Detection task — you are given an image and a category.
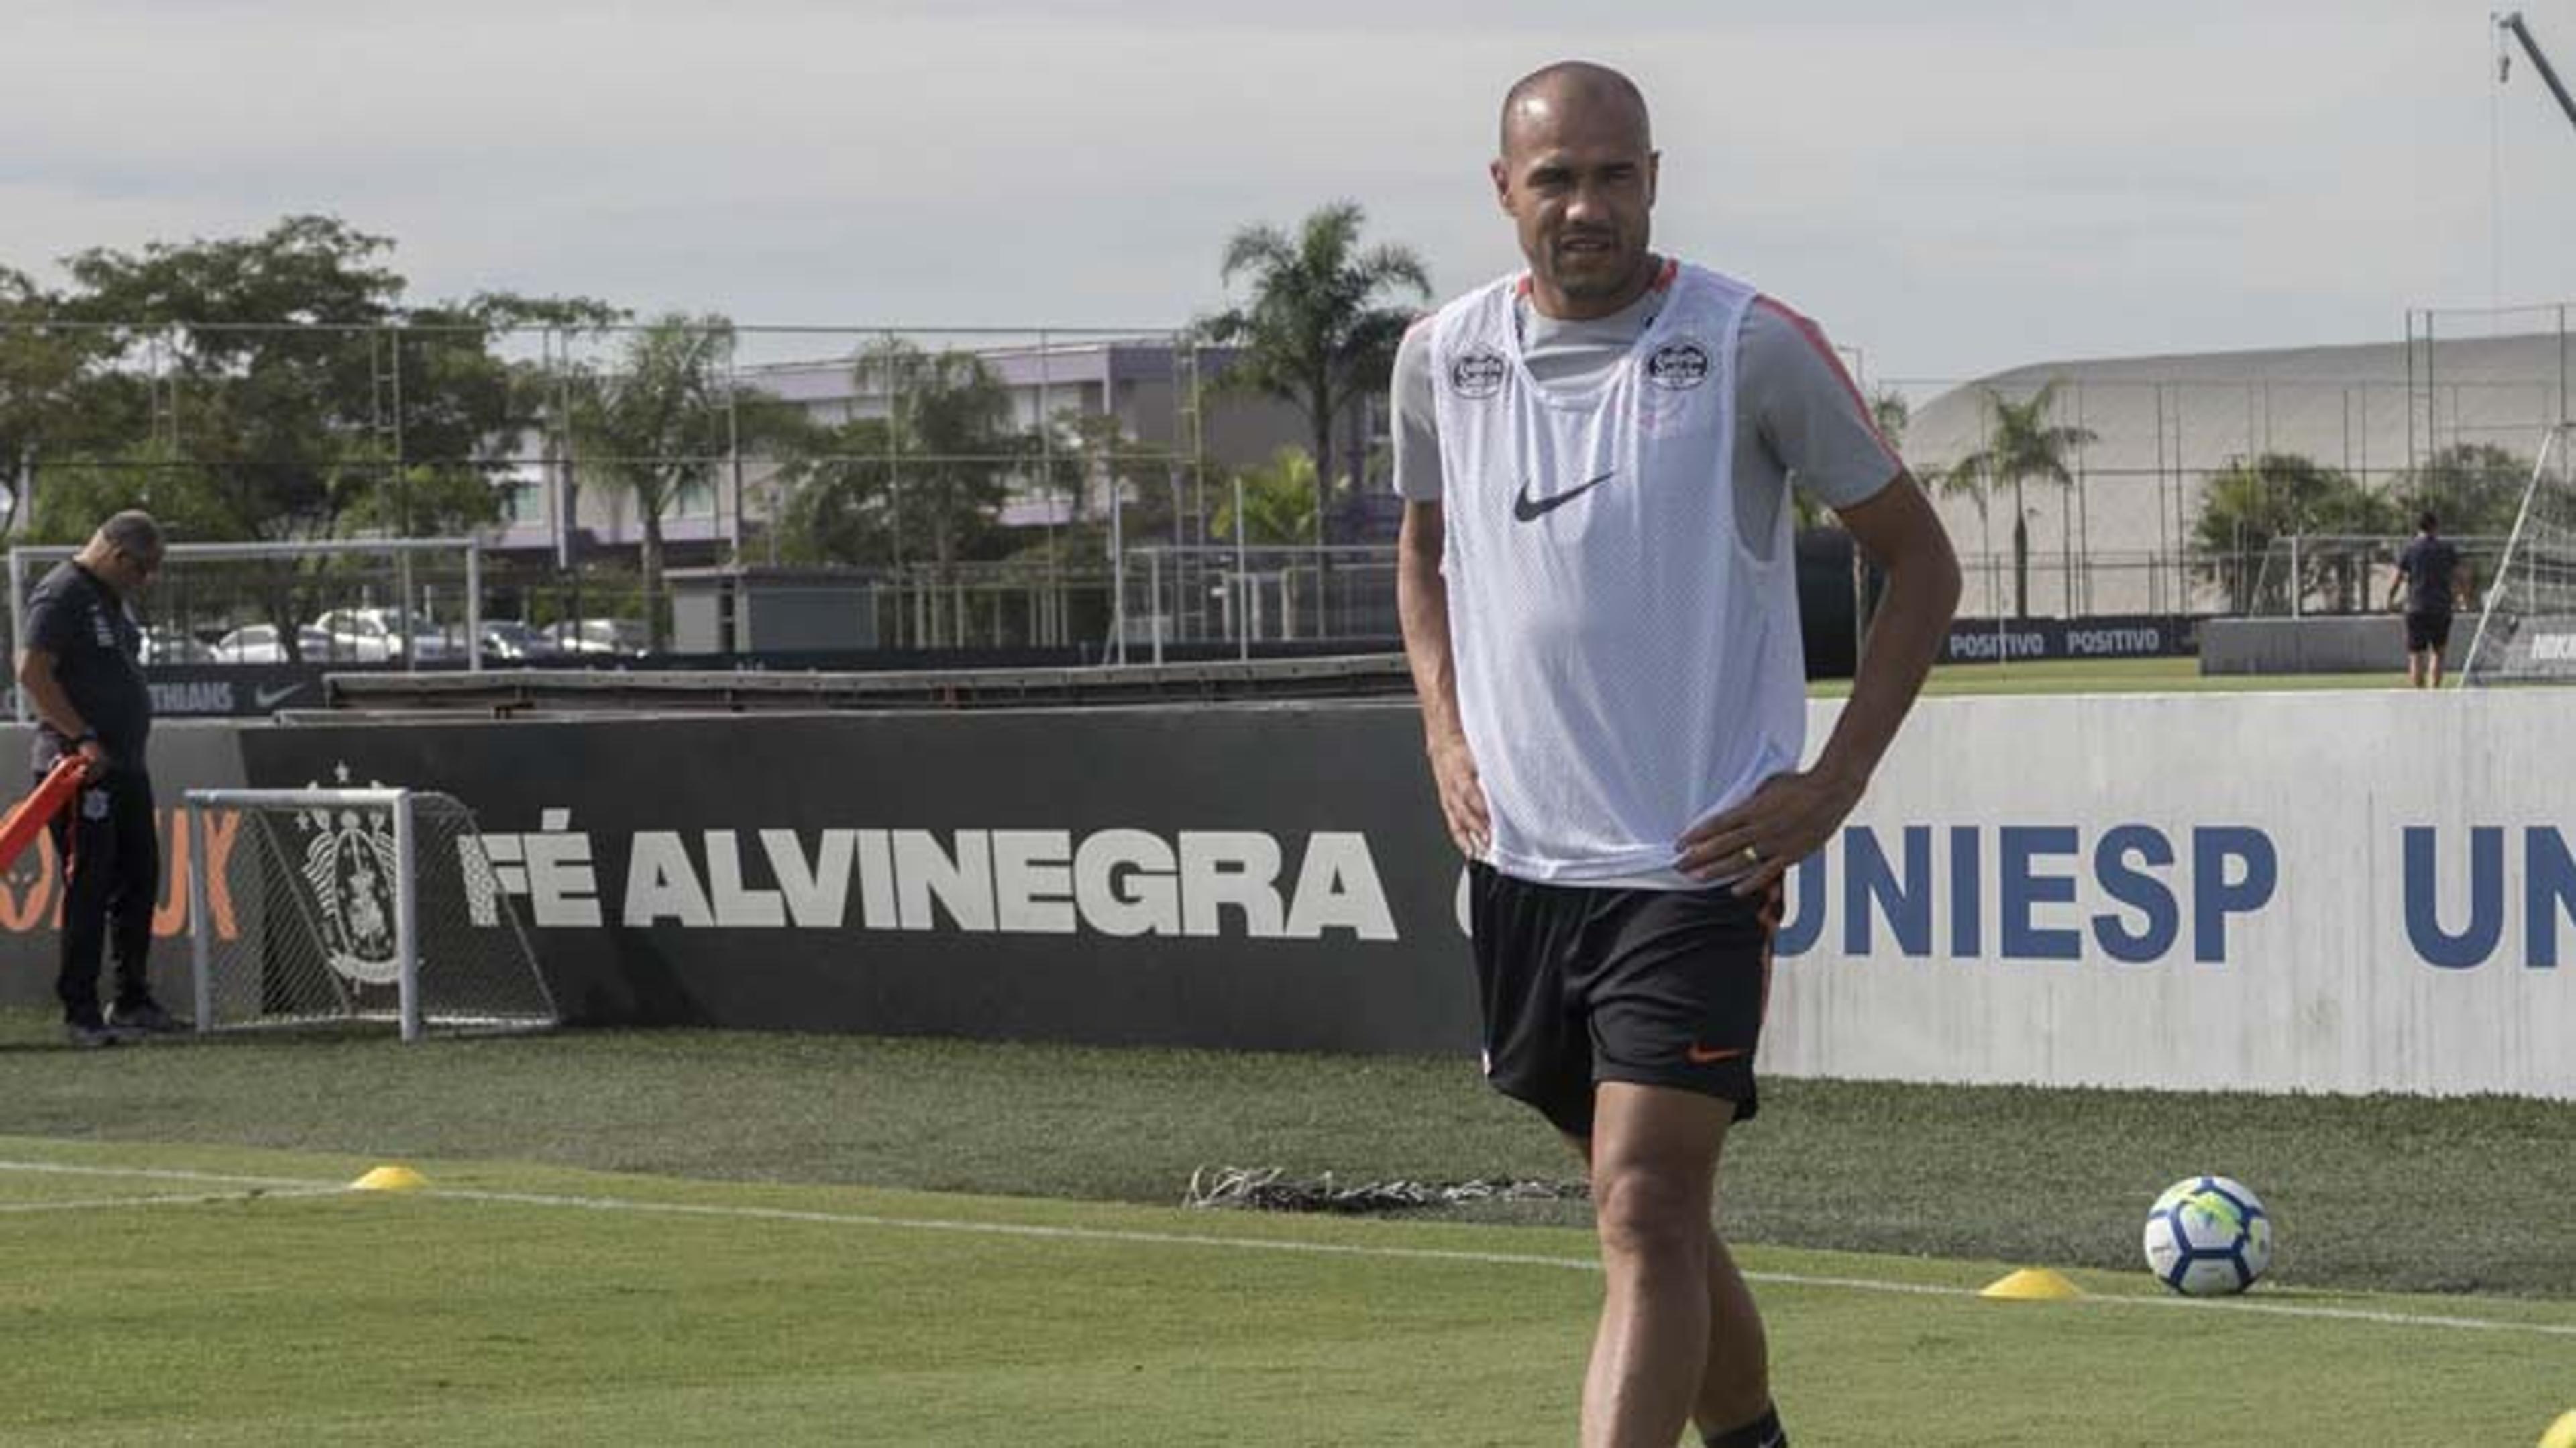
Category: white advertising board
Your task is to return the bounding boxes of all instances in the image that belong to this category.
[1766,691,2576,1098]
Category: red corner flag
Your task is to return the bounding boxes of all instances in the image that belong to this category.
[0,756,89,873]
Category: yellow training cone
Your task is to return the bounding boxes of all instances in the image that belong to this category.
[350,1165,428,1192]
[1980,1268,2083,1301]
[2538,1410,2576,1448]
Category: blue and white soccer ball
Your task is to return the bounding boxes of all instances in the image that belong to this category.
[2141,1175,2275,1296]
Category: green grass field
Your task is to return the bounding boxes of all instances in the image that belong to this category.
[0,644,2548,1444]
[0,1017,2569,1445]
[0,1139,2569,1447]
[1811,655,2399,697]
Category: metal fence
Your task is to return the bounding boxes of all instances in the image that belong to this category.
[13,303,2576,651]
[1879,299,2576,619]
[1113,546,1398,660]
[0,318,1303,652]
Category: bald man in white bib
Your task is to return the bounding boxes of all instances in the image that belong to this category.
[1395,61,1961,1448]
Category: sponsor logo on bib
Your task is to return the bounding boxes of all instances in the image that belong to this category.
[1646,340,1711,391]
[1449,350,1509,399]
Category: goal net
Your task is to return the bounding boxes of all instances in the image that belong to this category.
[183,788,557,1041]
[2461,424,2576,686]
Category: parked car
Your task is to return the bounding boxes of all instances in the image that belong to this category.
[140,629,223,666]
[212,623,333,664]
[543,618,649,658]
[476,619,555,663]
[308,607,460,664]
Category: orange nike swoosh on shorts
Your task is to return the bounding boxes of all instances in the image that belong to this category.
[1686,1043,1747,1065]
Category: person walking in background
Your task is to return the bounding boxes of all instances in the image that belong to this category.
[1393,61,1960,1448]
[2390,511,2473,688]
[13,510,184,1048]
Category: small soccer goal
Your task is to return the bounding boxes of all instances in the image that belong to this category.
[2461,423,2576,686]
[183,788,557,1041]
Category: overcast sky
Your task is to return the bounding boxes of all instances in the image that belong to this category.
[10,0,2576,386]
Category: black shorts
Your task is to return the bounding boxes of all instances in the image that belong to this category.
[1467,862,1780,1139]
[2406,611,2453,654]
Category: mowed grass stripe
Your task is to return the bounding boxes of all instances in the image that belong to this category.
[3,1019,2567,1298]
[0,1155,2569,1447]
[3,1152,2572,1342]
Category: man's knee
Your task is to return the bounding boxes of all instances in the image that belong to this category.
[1591,1162,1713,1263]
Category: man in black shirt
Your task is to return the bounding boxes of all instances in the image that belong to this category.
[14,511,182,1047]
[2389,511,2473,688]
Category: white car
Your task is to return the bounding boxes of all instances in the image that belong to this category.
[212,623,333,664]
[308,607,460,664]
[543,618,649,658]
[140,629,223,666]
[476,620,555,662]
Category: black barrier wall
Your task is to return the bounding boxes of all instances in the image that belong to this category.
[235,709,1481,1053]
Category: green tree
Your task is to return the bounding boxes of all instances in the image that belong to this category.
[2387,443,2530,538]
[44,217,612,655]
[2191,452,2398,613]
[772,422,892,568]
[1212,447,1322,545]
[1038,407,1184,548]
[369,293,622,537]
[58,215,404,541]
[564,314,737,648]
[1941,380,2098,618]
[1868,385,1911,448]
[0,268,129,531]
[772,341,1024,572]
[1201,201,1429,541]
[56,217,616,543]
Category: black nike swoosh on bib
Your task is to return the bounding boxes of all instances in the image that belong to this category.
[1512,471,1615,522]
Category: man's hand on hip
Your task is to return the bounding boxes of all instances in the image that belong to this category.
[1676,766,1866,896]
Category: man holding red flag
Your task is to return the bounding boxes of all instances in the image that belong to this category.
[15,511,183,1048]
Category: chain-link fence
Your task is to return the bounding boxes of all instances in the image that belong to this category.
[15,305,2576,648]
[0,317,1319,654]
[1112,546,1399,659]
[1883,300,2576,620]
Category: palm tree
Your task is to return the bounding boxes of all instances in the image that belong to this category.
[2190,452,2396,613]
[1201,202,1430,542]
[566,314,734,650]
[1213,447,1322,546]
[1942,380,2098,618]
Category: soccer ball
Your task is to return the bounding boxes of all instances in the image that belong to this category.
[2141,1175,2274,1296]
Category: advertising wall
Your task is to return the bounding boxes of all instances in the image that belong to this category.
[0,693,2565,1099]
[0,723,247,1006]
[1763,692,2574,1099]
[1941,615,2194,664]
[234,707,1468,1053]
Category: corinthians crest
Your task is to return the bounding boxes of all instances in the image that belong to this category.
[295,764,405,986]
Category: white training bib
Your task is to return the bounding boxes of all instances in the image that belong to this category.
[1430,263,1805,885]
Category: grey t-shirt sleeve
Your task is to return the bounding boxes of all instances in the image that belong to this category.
[1739,301,1903,512]
[1391,318,1442,503]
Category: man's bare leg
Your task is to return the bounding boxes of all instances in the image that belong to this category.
[1570,1082,1755,1448]
[1693,1233,1774,1437]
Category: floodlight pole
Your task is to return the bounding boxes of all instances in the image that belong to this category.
[2501,12,2576,139]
